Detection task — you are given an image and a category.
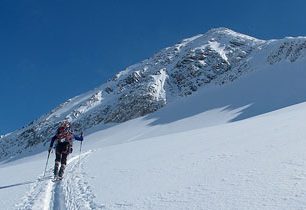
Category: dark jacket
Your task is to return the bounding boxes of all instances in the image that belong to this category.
[49,130,83,153]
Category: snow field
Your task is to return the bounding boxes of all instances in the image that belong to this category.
[84,102,306,210]
[14,150,104,210]
[1,100,306,209]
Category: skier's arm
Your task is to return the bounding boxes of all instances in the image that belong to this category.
[49,135,57,149]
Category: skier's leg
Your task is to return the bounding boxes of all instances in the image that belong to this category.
[59,153,68,178]
[54,151,61,177]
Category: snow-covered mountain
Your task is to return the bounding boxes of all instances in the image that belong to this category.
[1,28,306,161]
[1,28,306,210]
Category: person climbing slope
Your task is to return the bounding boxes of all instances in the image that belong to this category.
[48,121,83,179]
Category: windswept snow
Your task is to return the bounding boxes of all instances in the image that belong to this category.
[208,41,229,62]
[84,101,306,210]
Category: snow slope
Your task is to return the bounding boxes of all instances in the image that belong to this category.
[1,98,306,209]
[85,102,306,210]
[0,58,306,209]
[1,28,306,209]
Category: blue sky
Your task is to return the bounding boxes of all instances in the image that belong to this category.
[1,0,306,134]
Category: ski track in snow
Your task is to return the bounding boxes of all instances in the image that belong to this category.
[15,150,104,210]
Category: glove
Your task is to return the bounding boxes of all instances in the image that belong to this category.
[69,147,73,154]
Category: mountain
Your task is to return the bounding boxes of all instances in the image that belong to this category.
[1,28,306,209]
[1,28,306,161]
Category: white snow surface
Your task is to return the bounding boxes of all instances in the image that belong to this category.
[1,62,306,209]
[2,95,306,209]
[1,28,306,209]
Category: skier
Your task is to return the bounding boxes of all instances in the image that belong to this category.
[48,121,83,179]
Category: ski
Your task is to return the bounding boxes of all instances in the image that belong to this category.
[37,175,52,181]
[52,176,63,182]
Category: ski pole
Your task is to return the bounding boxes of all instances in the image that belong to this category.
[78,140,83,166]
[43,150,51,178]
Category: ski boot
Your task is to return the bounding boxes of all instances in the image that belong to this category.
[58,164,66,180]
[53,161,60,178]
